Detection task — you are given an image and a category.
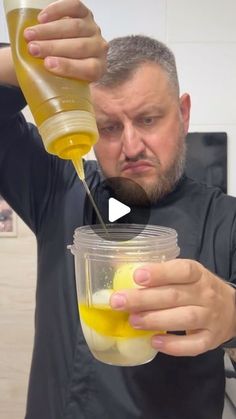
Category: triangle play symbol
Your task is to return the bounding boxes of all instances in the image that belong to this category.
[108,197,131,222]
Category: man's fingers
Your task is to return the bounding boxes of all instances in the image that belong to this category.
[151,330,211,356]
[134,259,204,287]
[129,306,208,332]
[110,283,205,312]
[22,0,108,82]
[27,37,105,60]
[25,18,98,42]
[44,56,106,81]
[38,0,90,22]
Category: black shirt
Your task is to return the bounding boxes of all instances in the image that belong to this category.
[1,85,236,419]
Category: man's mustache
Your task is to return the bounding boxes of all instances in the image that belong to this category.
[120,154,160,165]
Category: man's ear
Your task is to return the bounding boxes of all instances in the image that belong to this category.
[180,93,191,135]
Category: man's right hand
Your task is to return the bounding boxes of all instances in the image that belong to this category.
[0,0,108,87]
[23,0,108,82]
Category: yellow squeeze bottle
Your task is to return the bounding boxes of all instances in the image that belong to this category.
[4,0,98,179]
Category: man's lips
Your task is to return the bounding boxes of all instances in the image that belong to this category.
[121,161,154,173]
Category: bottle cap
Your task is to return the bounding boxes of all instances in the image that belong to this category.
[38,109,99,159]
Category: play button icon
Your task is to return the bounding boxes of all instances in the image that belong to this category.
[84,176,151,240]
[108,198,131,222]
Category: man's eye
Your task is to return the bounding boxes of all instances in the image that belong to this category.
[140,116,156,126]
[99,124,120,135]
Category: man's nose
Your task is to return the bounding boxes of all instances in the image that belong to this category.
[121,124,146,158]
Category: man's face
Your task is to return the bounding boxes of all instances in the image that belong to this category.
[91,63,191,203]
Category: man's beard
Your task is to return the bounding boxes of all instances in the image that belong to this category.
[97,136,186,206]
[136,140,186,204]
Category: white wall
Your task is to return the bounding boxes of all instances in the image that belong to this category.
[0,0,9,42]
[1,1,236,418]
[167,0,236,196]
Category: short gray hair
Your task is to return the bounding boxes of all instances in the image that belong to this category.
[95,35,180,95]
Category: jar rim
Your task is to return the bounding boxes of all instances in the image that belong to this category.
[72,223,178,251]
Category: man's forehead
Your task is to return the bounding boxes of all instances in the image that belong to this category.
[91,85,172,121]
[91,63,172,105]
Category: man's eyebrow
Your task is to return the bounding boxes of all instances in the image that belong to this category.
[135,105,164,114]
[96,114,118,125]
[95,105,165,125]
[96,117,120,126]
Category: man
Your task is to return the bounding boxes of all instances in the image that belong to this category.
[91,35,236,357]
[1,2,236,419]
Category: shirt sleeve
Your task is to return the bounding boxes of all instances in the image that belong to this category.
[0,84,70,235]
[0,84,26,120]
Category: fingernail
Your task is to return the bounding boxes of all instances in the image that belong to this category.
[45,57,59,69]
[38,12,48,23]
[110,293,126,310]
[24,29,36,41]
[134,269,150,285]
[152,336,164,347]
[28,43,40,56]
[129,314,142,328]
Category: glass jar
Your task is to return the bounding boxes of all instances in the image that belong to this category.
[70,224,180,366]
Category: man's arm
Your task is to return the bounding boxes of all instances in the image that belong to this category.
[0,0,108,232]
[0,46,18,86]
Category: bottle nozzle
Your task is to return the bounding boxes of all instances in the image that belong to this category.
[72,157,85,180]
